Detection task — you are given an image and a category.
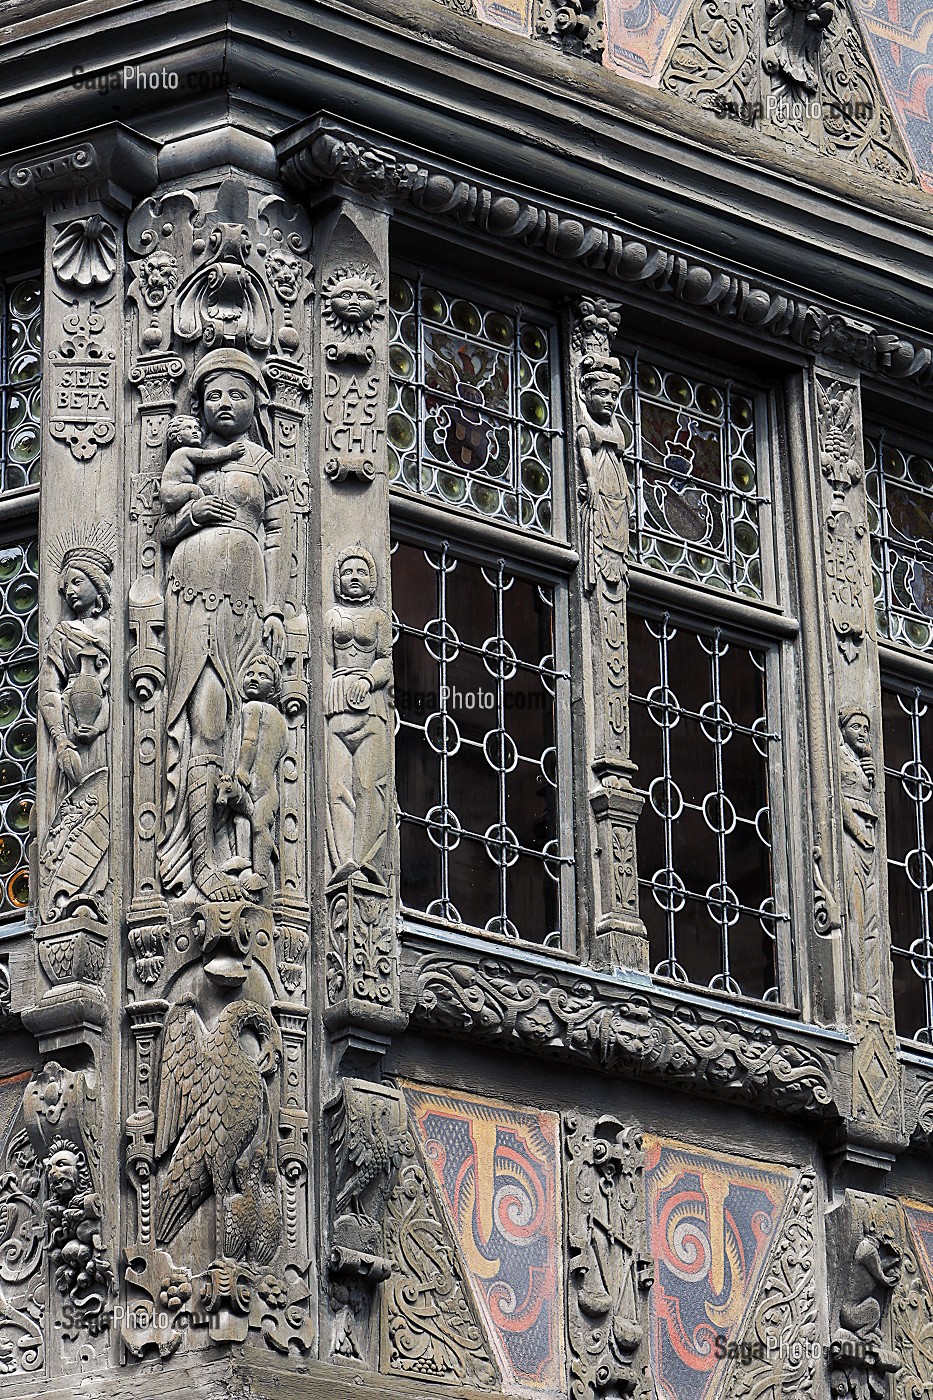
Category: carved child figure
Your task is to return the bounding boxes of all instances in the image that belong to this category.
[159,415,245,512]
[218,654,288,899]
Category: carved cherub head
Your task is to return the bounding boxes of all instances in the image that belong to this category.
[58,547,112,617]
[334,546,377,605]
[166,415,202,451]
[242,652,282,704]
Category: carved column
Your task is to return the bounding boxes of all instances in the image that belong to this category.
[307,191,405,1055]
[4,128,159,1380]
[806,363,903,1166]
[120,164,315,1360]
[568,297,646,971]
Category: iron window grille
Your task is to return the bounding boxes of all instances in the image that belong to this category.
[625,349,793,1006]
[883,681,933,1042]
[391,532,574,950]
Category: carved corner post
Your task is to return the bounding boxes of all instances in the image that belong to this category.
[826,1192,902,1399]
[7,128,159,1377]
[567,297,646,972]
[302,188,405,1062]
[564,1114,652,1399]
[805,363,904,1171]
[119,159,315,1361]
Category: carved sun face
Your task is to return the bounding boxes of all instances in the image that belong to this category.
[323,270,384,339]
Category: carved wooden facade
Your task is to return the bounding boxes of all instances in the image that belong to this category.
[0,0,931,1397]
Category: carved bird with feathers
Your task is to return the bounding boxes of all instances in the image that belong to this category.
[154,997,282,1264]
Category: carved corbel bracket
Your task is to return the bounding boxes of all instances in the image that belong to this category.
[23,1059,114,1333]
[565,1113,652,1399]
[326,1079,411,1363]
[325,875,407,1043]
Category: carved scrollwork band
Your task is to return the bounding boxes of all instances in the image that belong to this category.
[280,117,933,390]
[402,933,844,1116]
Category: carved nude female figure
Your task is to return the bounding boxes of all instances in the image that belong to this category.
[39,546,112,919]
[158,349,289,902]
[324,547,392,883]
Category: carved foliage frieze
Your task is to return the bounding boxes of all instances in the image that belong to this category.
[407,944,839,1115]
[535,0,603,60]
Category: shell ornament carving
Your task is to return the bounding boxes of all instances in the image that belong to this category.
[51,216,117,290]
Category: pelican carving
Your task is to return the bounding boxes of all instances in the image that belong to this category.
[154,997,282,1264]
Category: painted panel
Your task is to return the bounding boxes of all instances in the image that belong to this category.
[603,0,696,86]
[645,1137,794,1400]
[905,1198,933,1290]
[475,0,533,36]
[850,0,933,190]
[404,1083,563,1393]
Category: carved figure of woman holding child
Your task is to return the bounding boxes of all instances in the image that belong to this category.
[158,348,289,903]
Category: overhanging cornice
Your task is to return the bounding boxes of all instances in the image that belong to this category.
[280,114,933,389]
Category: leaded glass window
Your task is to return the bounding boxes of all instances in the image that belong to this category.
[392,536,572,947]
[615,352,768,598]
[0,539,38,917]
[866,433,933,652]
[1,273,41,495]
[629,610,787,1002]
[883,683,933,1041]
[387,274,557,534]
[0,267,41,922]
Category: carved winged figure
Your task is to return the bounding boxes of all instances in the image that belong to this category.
[154,997,282,1264]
